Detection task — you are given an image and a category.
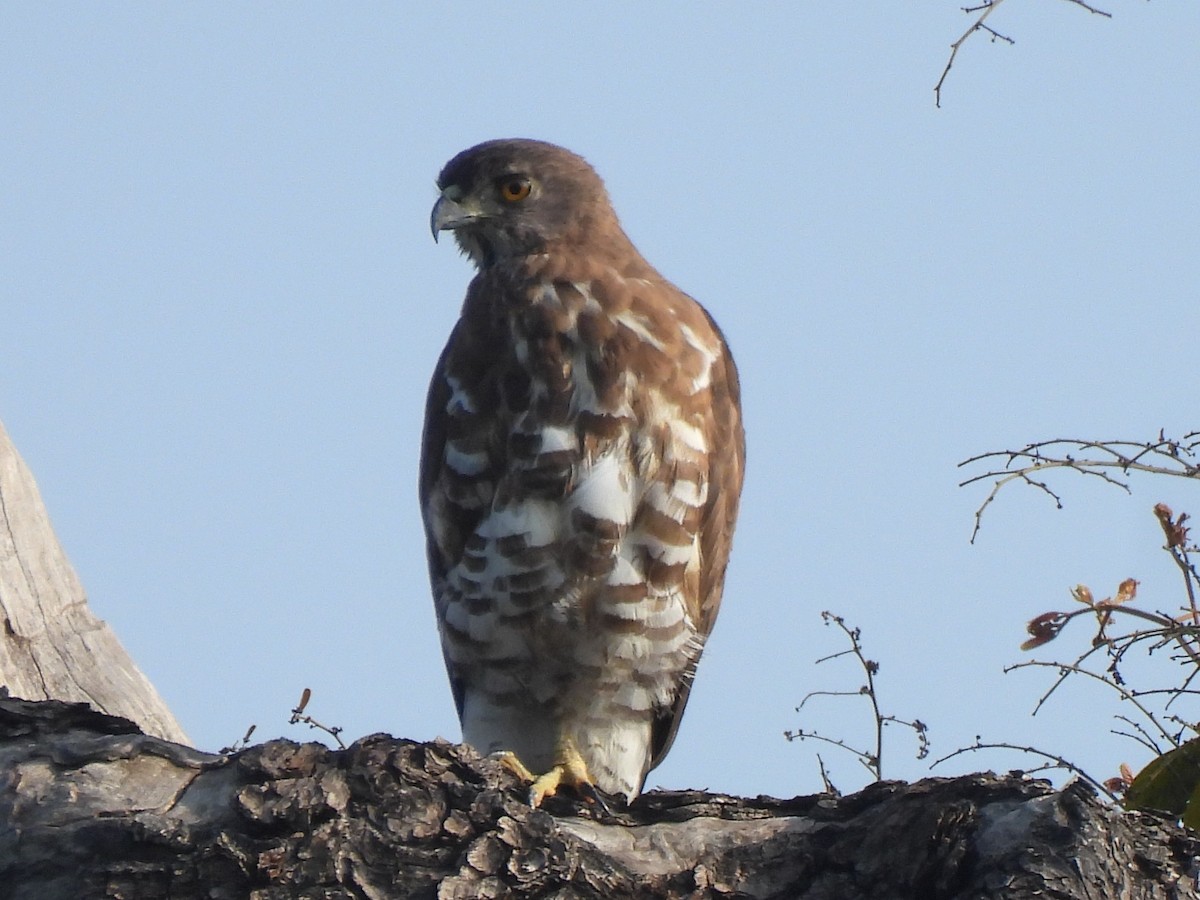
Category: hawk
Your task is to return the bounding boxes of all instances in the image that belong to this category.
[422,139,744,804]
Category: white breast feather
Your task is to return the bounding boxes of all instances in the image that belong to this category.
[606,555,641,587]
[445,375,477,414]
[613,310,667,351]
[668,418,708,455]
[445,445,489,476]
[539,424,578,453]
[570,451,634,527]
[477,500,558,545]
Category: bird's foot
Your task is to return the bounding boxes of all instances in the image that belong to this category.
[494,750,538,783]
[493,741,609,810]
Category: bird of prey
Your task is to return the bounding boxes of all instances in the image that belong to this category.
[422,138,744,805]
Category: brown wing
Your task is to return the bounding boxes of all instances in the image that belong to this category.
[419,292,506,719]
[646,306,745,776]
[418,332,468,718]
[419,336,453,582]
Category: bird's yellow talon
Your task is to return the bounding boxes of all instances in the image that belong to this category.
[493,750,537,783]
[528,767,565,808]
[494,740,598,807]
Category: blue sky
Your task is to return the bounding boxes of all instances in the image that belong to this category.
[2,3,1197,799]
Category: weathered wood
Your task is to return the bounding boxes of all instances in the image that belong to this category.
[1,697,1196,899]
[0,419,187,743]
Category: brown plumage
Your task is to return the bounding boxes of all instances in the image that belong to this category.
[422,138,744,801]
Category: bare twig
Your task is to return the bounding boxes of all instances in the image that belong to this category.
[1007,658,1176,746]
[1112,714,1166,757]
[1062,0,1113,15]
[936,0,1117,108]
[219,723,257,755]
[288,687,347,749]
[783,726,879,777]
[786,612,929,783]
[936,0,1010,109]
[815,754,841,796]
[959,434,1200,542]
[932,737,1118,801]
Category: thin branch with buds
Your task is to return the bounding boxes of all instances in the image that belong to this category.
[958,433,1200,542]
[1007,658,1178,748]
[936,0,1115,108]
[936,0,1012,109]
[786,612,930,786]
[953,430,1200,810]
[289,687,347,749]
[219,723,257,755]
[932,738,1118,801]
[991,515,1200,793]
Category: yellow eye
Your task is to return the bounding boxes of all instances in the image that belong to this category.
[498,176,532,203]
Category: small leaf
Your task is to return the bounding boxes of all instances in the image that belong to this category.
[1126,737,1200,820]
[1070,584,1095,606]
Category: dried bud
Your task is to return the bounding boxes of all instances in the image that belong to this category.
[1022,612,1068,650]
[1070,584,1095,606]
[1154,502,1191,548]
[1113,578,1139,605]
[1103,777,1129,795]
[1103,763,1136,795]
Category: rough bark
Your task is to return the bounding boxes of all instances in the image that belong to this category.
[1,697,1196,900]
[0,419,186,743]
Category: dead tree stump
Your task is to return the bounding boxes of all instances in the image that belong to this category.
[0,419,186,743]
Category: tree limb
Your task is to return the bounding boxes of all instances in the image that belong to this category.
[2,696,1197,898]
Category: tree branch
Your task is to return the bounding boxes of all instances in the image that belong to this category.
[958,433,1200,542]
[936,0,1116,108]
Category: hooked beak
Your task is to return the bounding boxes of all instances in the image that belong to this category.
[430,193,482,242]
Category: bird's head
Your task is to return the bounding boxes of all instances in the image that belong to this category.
[431,139,618,269]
